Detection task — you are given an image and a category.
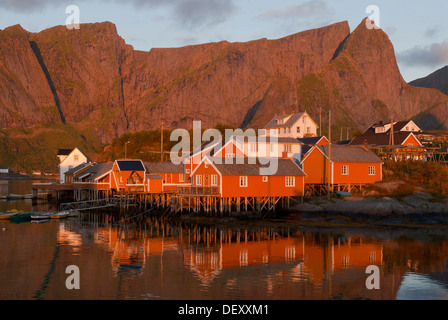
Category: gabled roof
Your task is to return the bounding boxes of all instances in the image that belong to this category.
[200,157,306,177]
[144,162,184,173]
[115,160,145,171]
[307,145,383,163]
[87,163,114,181]
[263,111,318,130]
[65,163,93,175]
[58,147,92,165]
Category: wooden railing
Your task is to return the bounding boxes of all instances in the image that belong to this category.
[177,186,220,196]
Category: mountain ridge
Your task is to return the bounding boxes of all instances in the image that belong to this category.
[1,19,448,170]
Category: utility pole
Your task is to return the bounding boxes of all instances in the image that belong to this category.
[161,121,164,162]
[328,110,332,200]
[125,141,130,159]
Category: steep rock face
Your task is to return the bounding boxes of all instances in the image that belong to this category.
[28,22,132,143]
[250,18,448,132]
[0,25,59,128]
[121,21,351,132]
[409,66,448,95]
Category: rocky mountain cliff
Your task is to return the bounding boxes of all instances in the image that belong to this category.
[1,19,448,170]
[409,66,448,96]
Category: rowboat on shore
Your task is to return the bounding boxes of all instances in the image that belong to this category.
[335,191,352,198]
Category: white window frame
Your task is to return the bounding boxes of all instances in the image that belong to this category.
[341,165,349,175]
[211,174,218,186]
[179,173,185,182]
[285,176,295,187]
[239,176,248,187]
[196,175,203,186]
[368,166,375,176]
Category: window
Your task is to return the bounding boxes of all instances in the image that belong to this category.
[262,176,268,182]
[179,173,185,182]
[285,176,295,187]
[296,127,301,133]
[239,176,248,187]
[196,175,203,186]
[284,144,292,153]
[211,174,218,186]
[368,166,375,175]
[74,154,79,161]
[205,162,208,168]
[341,165,349,175]
[287,127,291,133]
[250,143,257,152]
[186,169,191,174]
[405,126,409,131]
[306,127,311,133]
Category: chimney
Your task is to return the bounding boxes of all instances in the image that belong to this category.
[362,139,369,151]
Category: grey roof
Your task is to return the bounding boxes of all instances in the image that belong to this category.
[211,157,306,176]
[65,163,92,175]
[144,162,184,173]
[87,163,114,181]
[263,113,305,130]
[316,145,383,163]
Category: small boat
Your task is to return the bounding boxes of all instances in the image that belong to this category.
[50,211,70,219]
[6,194,25,200]
[0,210,22,220]
[335,191,352,198]
[10,212,33,222]
[31,212,53,220]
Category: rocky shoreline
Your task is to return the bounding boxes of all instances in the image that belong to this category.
[287,192,448,227]
[180,191,448,228]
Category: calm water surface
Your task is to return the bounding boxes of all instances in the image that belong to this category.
[1,181,448,300]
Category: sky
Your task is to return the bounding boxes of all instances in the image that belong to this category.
[0,0,447,82]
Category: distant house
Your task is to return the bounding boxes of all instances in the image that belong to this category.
[0,167,9,174]
[350,120,423,147]
[263,111,319,139]
[57,148,91,184]
[302,145,383,188]
[190,156,306,198]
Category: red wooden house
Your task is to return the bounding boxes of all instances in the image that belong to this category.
[301,145,383,188]
[190,156,306,198]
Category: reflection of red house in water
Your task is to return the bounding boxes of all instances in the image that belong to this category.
[184,235,383,287]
